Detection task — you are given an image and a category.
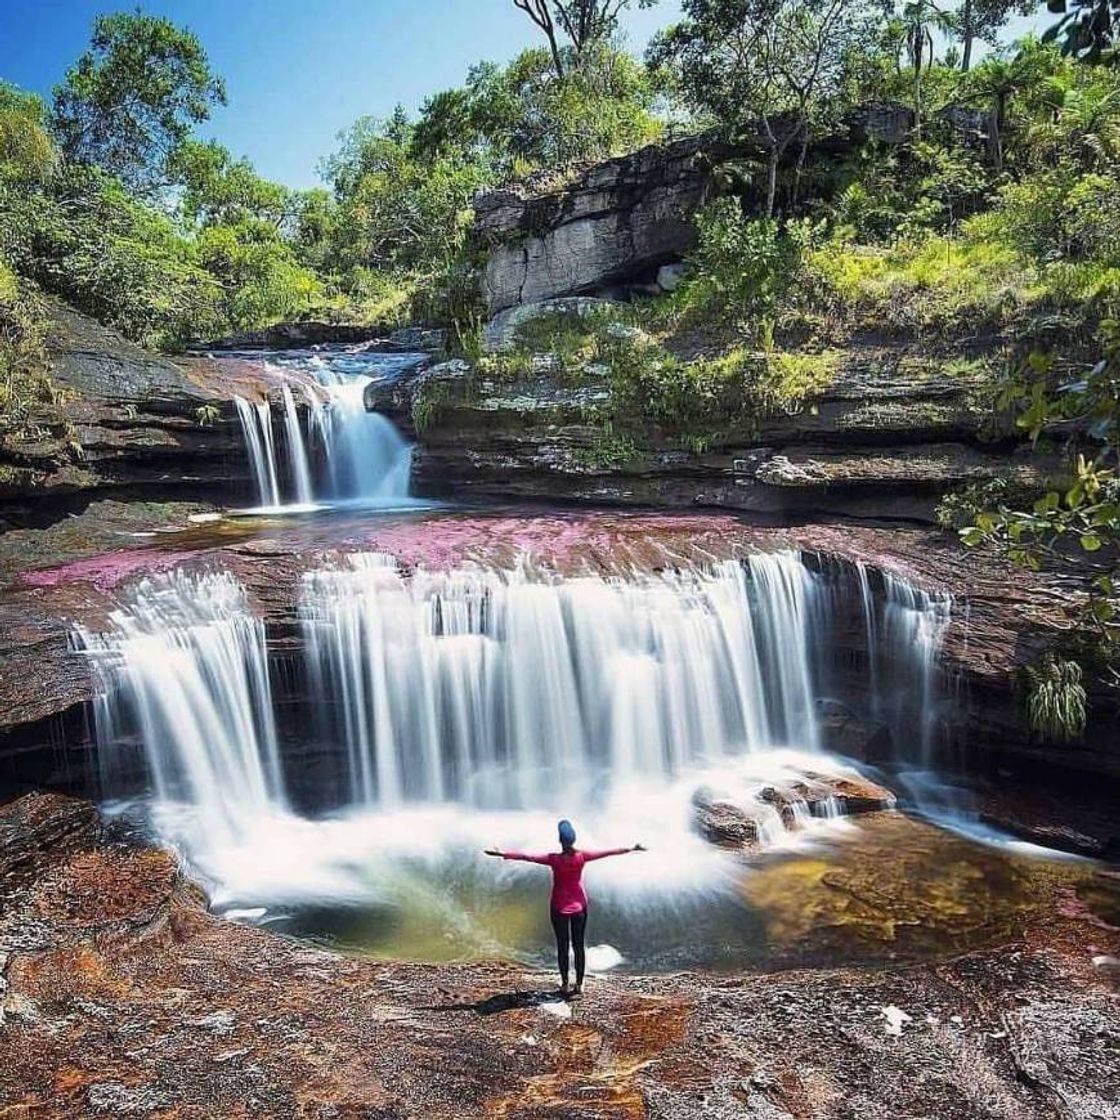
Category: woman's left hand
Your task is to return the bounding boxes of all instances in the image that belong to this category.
[484,848,503,857]
[633,843,646,852]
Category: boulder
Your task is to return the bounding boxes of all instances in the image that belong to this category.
[692,769,896,852]
[482,297,618,353]
[657,263,689,293]
[386,327,446,352]
[474,132,729,314]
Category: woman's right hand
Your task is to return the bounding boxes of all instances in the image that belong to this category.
[632,843,646,852]
[484,848,503,857]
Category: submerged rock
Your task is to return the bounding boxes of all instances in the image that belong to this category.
[692,769,896,851]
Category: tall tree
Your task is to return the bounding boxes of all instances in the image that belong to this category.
[52,12,226,197]
[514,1,660,76]
[897,1,955,138]
[958,0,1036,71]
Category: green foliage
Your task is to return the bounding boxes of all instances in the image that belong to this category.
[0,82,57,185]
[675,201,814,336]
[1025,656,1088,741]
[0,266,63,440]
[52,12,226,197]
[961,324,1120,686]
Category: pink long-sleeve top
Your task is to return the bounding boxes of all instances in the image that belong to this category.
[502,848,632,914]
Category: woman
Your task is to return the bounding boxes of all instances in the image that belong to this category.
[485,819,645,998]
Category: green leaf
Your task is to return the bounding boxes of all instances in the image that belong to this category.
[1034,492,1061,514]
[1080,534,1103,552]
[960,527,984,547]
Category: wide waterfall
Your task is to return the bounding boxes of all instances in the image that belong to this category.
[231,347,424,511]
[299,551,821,811]
[81,550,951,860]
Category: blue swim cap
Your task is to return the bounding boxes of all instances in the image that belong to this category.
[558,819,576,848]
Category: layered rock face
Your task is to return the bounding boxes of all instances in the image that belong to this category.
[472,106,984,314]
[475,132,728,314]
[380,341,1049,524]
[0,303,259,509]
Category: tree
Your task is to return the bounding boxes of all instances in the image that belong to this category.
[52,12,226,197]
[514,1,660,76]
[896,1,956,138]
[651,0,871,217]
[957,0,1035,71]
[169,139,295,230]
[963,41,1055,169]
[0,83,56,185]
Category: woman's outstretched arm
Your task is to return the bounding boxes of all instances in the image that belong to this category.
[484,849,552,864]
[582,844,645,861]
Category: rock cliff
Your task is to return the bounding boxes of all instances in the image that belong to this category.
[472,105,986,314]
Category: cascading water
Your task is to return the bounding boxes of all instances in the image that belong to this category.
[299,553,819,811]
[78,547,957,951]
[76,570,285,848]
[234,396,282,508]
[230,348,424,511]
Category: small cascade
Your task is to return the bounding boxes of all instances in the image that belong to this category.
[746,552,820,751]
[76,571,285,845]
[281,384,314,506]
[305,364,412,502]
[878,573,954,765]
[229,348,423,510]
[234,396,281,508]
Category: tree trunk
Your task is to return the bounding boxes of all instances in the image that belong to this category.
[993,93,1006,173]
[766,149,779,219]
[913,35,923,141]
[962,0,975,71]
[792,121,809,208]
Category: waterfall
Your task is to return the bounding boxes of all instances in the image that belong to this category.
[281,384,314,506]
[234,396,281,508]
[81,550,955,837]
[76,570,285,845]
[305,363,412,502]
[300,553,824,811]
[230,349,421,510]
[746,552,820,752]
[875,573,953,765]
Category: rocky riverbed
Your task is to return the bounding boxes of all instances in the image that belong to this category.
[2,791,1119,1119]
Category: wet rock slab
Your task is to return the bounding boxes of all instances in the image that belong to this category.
[2,792,1119,1118]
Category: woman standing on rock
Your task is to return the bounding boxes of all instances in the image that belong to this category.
[485,819,645,998]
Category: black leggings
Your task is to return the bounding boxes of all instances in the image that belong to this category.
[550,908,588,986]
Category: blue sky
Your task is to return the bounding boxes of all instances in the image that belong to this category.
[0,2,1048,190]
[0,0,683,188]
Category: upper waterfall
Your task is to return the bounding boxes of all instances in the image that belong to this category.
[231,346,425,512]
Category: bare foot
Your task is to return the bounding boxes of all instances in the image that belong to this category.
[571,983,583,998]
[559,983,571,998]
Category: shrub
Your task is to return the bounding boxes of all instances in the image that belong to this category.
[1026,656,1088,742]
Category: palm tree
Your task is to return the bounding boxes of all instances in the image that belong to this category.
[1030,73,1120,171]
[900,0,955,139]
[964,44,1054,171]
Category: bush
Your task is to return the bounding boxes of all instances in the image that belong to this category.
[0,266,64,440]
[1026,656,1088,742]
[679,201,810,335]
